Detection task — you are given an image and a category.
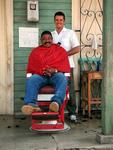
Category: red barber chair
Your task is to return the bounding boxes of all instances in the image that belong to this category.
[31,84,70,132]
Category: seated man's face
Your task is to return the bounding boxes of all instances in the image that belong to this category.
[41,34,53,47]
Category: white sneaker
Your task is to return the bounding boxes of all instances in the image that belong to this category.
[70,114,77,121]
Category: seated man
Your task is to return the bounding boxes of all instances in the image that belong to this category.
[22,31,70,115]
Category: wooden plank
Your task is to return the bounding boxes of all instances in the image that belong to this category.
[0,0,13,114]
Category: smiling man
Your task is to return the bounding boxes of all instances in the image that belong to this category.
[52,11,80,122]
[21,31,70,115]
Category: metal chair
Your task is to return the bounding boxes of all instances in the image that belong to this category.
[31,84,70,132]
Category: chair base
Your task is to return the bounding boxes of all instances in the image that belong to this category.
[31,111,69,132]
[30,122,70,133]
[30,85,69,132]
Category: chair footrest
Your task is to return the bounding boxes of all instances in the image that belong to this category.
[32,112,59,120]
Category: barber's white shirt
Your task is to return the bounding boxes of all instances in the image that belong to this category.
[52,27,79,68]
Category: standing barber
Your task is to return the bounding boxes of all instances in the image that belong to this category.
[52,11,80,121]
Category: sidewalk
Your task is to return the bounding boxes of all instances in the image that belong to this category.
[0,114,113,150]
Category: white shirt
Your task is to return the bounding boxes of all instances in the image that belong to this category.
[52,27,79,68]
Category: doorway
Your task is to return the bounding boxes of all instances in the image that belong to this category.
[72,0,103,113]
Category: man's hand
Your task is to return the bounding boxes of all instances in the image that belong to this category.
[43,67,57,76]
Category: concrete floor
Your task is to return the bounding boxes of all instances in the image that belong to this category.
[0,113,113,150]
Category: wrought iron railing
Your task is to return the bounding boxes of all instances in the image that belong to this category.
[80,0,103,63]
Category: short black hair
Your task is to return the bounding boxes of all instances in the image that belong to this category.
[54,11,65,20]
[41,31,52,38]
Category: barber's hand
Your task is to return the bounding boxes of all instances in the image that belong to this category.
[43,67,57,76]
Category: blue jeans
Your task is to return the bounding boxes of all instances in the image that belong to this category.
[24,73,67,106]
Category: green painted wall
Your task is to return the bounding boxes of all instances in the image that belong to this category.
[14,0,72,112]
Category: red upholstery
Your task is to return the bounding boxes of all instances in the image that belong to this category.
[39,86,55,94]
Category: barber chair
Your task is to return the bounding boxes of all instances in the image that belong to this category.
[31,84,70,132]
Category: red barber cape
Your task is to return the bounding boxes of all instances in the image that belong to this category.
[27,44,70,75]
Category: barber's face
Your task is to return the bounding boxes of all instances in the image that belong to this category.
[54,15,65,30]
[41,34,53,47]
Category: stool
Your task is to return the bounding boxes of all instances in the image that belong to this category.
[81,71,103,117]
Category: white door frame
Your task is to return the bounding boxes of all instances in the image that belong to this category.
[72,0,80,30]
